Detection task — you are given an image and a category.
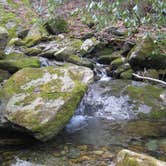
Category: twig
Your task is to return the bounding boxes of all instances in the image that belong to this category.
[132,73,166,86]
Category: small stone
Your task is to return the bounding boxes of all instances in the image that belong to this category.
[93,150,104,155]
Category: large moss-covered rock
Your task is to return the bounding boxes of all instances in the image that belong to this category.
[116,149,166,166]
[128,36,166,70]
[0,52,41,73]
[0,64,94,141]
[0,27,9,50]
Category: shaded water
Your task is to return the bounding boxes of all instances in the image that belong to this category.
[0,59,166,165]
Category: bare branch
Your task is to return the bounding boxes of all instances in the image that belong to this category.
[132,73,166,86]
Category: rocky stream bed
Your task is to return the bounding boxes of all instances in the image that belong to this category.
[0,1,166,165]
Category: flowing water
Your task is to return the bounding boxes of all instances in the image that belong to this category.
[0,58,166,166]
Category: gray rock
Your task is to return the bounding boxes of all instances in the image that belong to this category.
[0,64,94,141]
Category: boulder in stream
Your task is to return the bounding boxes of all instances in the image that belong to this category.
[0,64,94,141]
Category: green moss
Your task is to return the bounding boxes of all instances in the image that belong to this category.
[127,85,163,105]
[33,83,87,141]
[1,67,44,99]
[0,57,41,73]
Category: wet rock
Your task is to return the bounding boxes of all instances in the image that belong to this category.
[0,64,94,141]
[12,158,44,166]
[44,17,68,35]
[128,36,166,70]
[116,149,166,166]
[0,52,40,73]
[0,27,9,50]
[24,24,48,47]
[0,69,10,82]
[82,79,166,122]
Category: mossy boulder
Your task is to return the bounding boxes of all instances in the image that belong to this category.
[0,64,94,141]
[128,36,166,70]
[0,69,10,82]
[24,24,48,47]
[44,17,68,35]
[0,27,9,50]
[117,149,166,166]
[0,52,41,73]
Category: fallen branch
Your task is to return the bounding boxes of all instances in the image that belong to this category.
[132,73,166,86]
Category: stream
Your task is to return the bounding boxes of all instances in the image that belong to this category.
[0,58,166,166]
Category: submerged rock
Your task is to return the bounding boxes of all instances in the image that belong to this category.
[0,52,40,73]
[82,79,166,122]
[116,149,166,166]
[0,64,94,141]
